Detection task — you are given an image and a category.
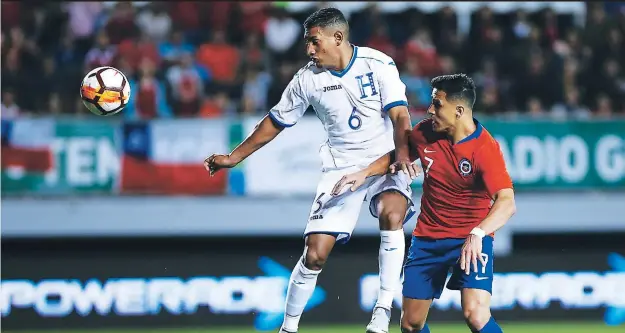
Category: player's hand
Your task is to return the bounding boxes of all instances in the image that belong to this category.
[204,154,238,176]
[331,170,367,196]
[389,160,421,180]
[459,234,487,275]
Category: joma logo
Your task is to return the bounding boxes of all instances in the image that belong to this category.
[323,85,342,92]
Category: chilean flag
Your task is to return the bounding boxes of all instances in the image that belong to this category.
[120,121,227,195]
[1,119,54,175]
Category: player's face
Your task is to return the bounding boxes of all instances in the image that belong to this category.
[427,89,457,133]
[304,27,339,69]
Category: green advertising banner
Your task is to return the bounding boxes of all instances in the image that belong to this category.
[485,120,625,190]
[1,119,119,195]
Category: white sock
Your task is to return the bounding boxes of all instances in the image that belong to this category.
[282,257,321,332]
[376,229,405,310]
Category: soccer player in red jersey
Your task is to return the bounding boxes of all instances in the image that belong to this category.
[333,74,516,333]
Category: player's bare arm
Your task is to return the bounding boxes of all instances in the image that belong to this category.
[460,188,516,275]
[331,150,421,196]
[387,105,416,179]
[204,115,284,176]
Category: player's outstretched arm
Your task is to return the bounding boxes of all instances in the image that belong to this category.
[204,115,284,176]
[331,151,393,196]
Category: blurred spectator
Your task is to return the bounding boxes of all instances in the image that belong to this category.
[594,94,614,118]
[169,2,201,41]
[551,87,591,119]
[200,91,237,118]
[267,63,297,108]
[241,64,272,114]
[117,33,161,72]
[159,30,195,67]
[136,3,171,43]
[104,2,140,45]
[366,25,398,61]
[166,52,204,117]
[48,93,63,116]
[265,7,301,65]
[32,56,63,113]
[65,2,103,56]
[240,33,270,71]
[400,59,431,109]
[126,58,172,120]
[477,86,502,116]
[237,2,270,37]
[1,90,21,119]
[1,2,21,31]
[404,29,440,76]
[84,31,116,71]
[527,96,546,118]
[196,30,240,93]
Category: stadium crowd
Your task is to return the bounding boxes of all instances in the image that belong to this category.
[1,1,624,120]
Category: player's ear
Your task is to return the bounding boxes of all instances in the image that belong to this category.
[334,31,343,46]
[455,105,465,119]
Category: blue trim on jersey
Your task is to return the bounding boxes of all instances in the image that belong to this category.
[456,118,483,145]
[267,111,295,128]
[383,100,408,113]
[330,46,358,78]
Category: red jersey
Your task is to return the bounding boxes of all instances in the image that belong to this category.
[409,118,513,239]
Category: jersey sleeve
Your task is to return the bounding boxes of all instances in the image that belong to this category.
[268,73,310,127]
[478,141,514,198]
[377,60,408,113]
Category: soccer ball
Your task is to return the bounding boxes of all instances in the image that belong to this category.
[80,66,131,116]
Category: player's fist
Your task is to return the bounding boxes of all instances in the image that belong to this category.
[204,154,237,176]
[389,160,421,180]
[331,170,367,196]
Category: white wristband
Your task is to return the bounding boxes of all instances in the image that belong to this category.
[470,227,486,238]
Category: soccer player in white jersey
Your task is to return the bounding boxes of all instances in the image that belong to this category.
[205,8,420,333]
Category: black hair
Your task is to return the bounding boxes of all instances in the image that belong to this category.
[304,7,349,37]
[431,73,476,108]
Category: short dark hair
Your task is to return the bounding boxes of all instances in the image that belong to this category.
[304,7,349,36]
[431,74,476,108]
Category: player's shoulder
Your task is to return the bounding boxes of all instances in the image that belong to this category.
[476,124,501,149]
[356,46,396,66]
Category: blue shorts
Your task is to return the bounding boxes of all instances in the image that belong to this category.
[403,235,494,300]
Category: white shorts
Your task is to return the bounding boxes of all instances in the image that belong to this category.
[303,167,414,244]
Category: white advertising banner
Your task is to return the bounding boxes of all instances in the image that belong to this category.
[243,116,328,196]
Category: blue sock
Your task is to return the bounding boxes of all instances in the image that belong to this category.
[474,317,502,333]
[419,324,430,333]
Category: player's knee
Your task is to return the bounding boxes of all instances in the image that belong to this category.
[400,313,426,333]
[377,192,408,231]
[303,248,328,270]
[463,299,491,330]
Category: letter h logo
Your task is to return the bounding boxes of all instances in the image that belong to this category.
[355,72,377,99]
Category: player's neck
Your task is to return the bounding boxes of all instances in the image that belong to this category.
[449,117,477,145]
[335,44,354,72]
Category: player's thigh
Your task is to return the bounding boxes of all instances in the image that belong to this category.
[461,288,492,329]
[367,172,414,229]
[401,297,432,330]
[447,236,494,294]
[304,168,370,244]
[403,236,451,301]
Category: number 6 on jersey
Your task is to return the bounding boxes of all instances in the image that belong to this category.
[348,106,362,130]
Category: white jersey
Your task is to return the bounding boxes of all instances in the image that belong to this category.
[268,46,408,171]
